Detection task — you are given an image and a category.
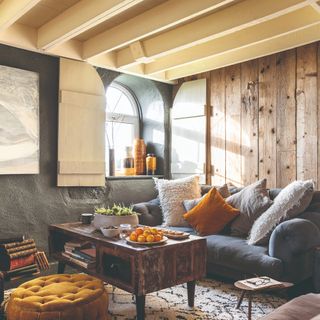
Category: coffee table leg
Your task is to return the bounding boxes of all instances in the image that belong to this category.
[136,294,145,320]
[248,293,252,320]
[187,280,196,307]
[0,272,4,305]
[236,290,245,309]
[57,261,66,274]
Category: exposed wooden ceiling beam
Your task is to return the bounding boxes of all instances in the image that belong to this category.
[38,0,143,50]
[116,0,314,68]
[88,53,176,84]
[144,6,320,74]
[82,0,235,59]
[310,0,320,13]
[165,23,320,80]
[0,0,41,31]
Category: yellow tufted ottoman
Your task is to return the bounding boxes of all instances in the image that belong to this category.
[6,274,108,320]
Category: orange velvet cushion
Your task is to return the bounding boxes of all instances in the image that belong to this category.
[183,187,240,236]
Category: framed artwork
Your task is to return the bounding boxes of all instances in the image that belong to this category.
[0,65,39,174]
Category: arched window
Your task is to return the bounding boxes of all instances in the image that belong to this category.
[105,82,140,176]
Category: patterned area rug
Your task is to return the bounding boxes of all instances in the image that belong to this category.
[2,278,286,320]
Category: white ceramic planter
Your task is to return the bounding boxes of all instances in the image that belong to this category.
[92,213,139,229]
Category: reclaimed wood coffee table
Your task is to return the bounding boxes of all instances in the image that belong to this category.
[48,222,207,320]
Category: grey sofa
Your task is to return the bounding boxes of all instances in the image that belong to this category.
[133,186,320,291]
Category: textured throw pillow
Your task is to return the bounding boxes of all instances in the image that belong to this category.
[183,184,230,212]
[227,179,273,237]
[183,187,240,236]
[248,180,314,245]
[154,175,201,227]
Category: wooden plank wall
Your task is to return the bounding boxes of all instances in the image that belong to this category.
[174,41,320,188]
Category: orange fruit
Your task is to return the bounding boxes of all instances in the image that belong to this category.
[146,234,155,242]
[150,228,158,234]
[137,235,146,242]
[129,232,137,242]
[154,234,161,242]
[136,227,144,236]
[143,230,151,237]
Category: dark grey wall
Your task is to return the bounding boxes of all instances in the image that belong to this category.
[0,44,172,251]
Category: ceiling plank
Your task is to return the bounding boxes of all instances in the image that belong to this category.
[116,0,314,68]
[0,0,41,31]
[144,6,320,74]
[82,0,235,59]
[38,0,143,50]
[165,23,320,80]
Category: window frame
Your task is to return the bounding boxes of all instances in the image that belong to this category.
[106,82,141,141]
[105,82,141,176]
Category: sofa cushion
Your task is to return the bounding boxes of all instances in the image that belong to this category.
[133,198,162,226]
[206,235,283,279]
[154,175,201,227]
[183,188,239,236]
[227,179,273,237]
[248,180,314,245]
[183,184,230,212]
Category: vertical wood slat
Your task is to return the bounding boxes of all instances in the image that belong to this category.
[204,72,212,185]
[258,55,277,188]
[296,43,318,185]
[211,68,226,186]
[276,49,297,188]
[225,64,242,186]
[240,60,259,186]
[318,43,320,188]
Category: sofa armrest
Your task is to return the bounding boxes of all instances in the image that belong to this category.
[132,198,162,226]
[269,218,320,262]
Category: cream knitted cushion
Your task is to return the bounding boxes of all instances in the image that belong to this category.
[248,180,314,245]
[154,175,201,227]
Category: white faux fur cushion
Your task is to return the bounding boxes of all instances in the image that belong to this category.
[154,175,201,227]
[248,180,314,245]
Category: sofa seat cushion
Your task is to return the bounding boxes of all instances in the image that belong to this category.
[206,235,283,279]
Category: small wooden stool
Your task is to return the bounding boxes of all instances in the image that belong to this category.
[234,279,293,320]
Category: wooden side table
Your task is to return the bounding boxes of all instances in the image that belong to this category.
[234,279,293,320]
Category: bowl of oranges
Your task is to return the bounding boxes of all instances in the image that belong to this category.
[126,226,167,245]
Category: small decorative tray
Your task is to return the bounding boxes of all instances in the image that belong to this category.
[156,229,190,240]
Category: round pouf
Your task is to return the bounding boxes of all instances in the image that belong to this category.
[6,274,108,320]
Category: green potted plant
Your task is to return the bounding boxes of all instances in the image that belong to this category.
[92,204,139,229]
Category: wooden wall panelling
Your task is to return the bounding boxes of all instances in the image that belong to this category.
[296,43,318,185]
[240,60,259,186]
[258,55,277,188]
[275,49,297,188]
[210,68,226,186]
[225,64,242,186]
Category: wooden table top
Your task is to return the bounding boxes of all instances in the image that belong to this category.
[234,279,293,292]
[49,222,205,252]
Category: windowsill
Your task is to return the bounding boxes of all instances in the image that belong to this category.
[106,175,163,181]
